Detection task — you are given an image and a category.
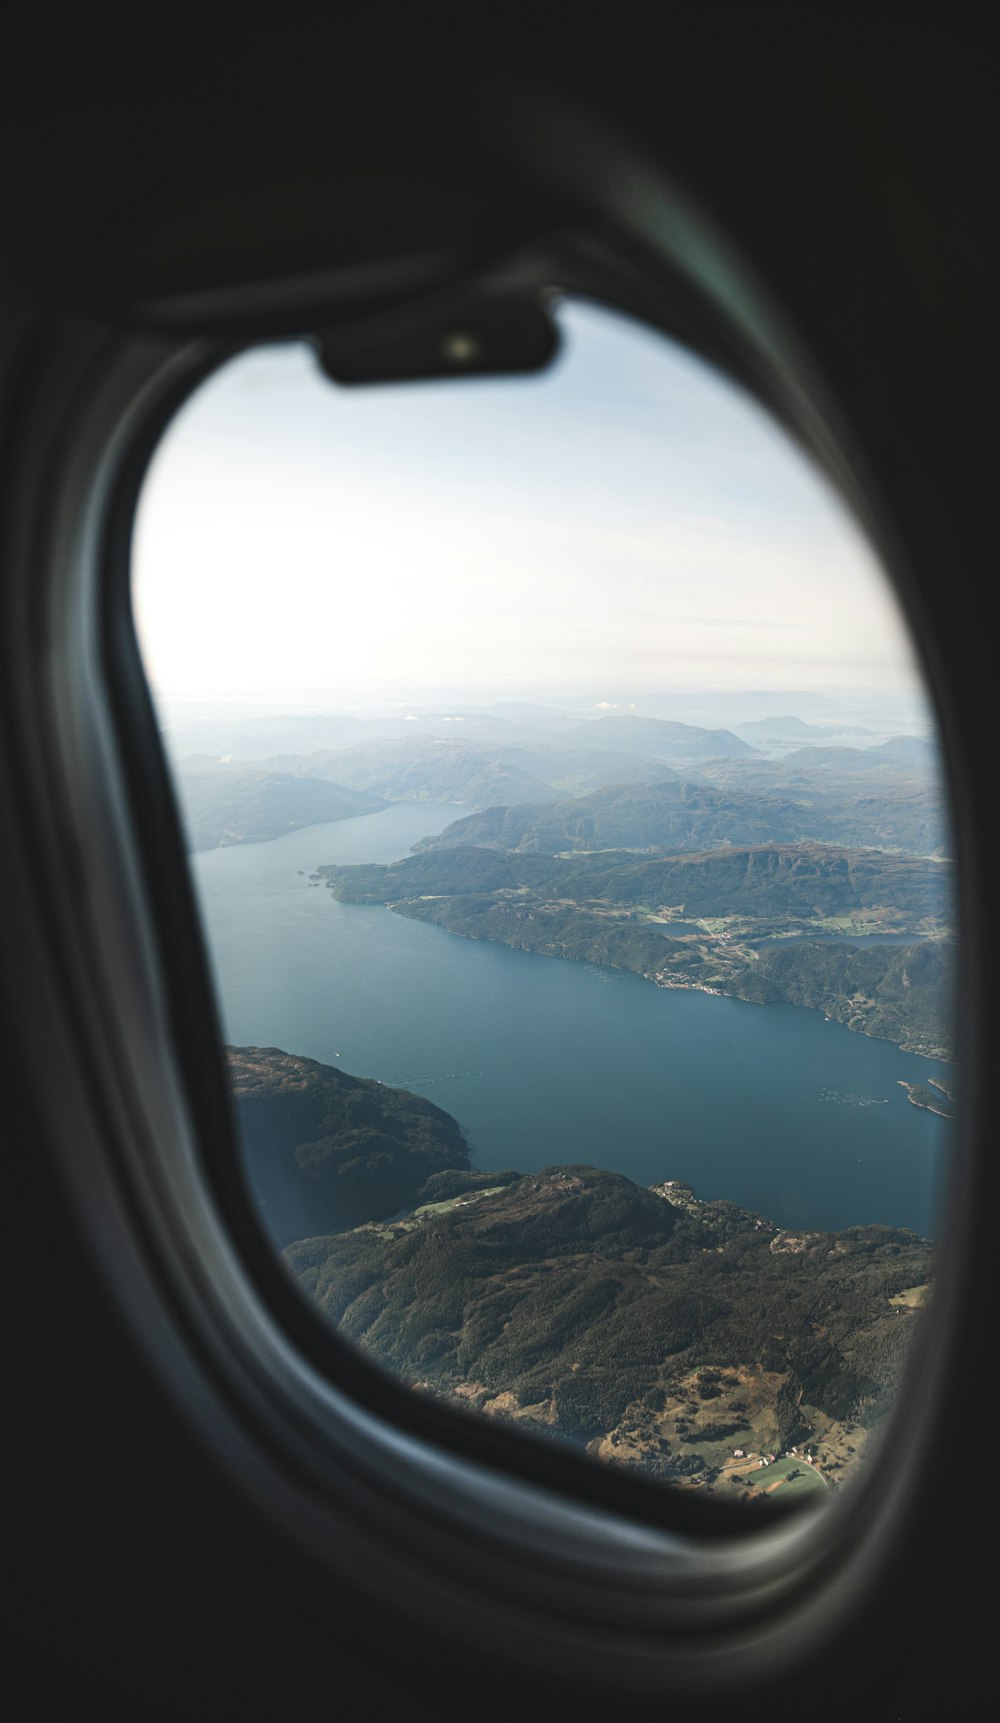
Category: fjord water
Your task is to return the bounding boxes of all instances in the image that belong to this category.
[191,803,949,1238]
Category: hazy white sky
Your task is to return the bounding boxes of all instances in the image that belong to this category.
[132,300,921,707]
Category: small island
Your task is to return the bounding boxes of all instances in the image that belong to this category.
[897,1080,955,1119]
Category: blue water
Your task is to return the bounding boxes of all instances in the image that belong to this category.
[191,803,951,1238]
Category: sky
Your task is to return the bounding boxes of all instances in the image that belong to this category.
[132,299,924,712]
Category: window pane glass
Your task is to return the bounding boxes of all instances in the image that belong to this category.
[133,301,954,1505]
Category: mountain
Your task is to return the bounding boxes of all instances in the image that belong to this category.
[733,715,828,739]
[565,715,756,761]
[693,733,931,789]
[173,758,387,850]
[228,1047,470,1245]
[690,741,948,856]
[780,736,937,771]
[411,780,802,855]
[287,1163,933,1498]
[734,938,954,1056]
[472,743,682,796]
[263,737,685,803]
[413,771,948,859]
[323,840,947,923]
[695,735,938,790]
[262,738,562,806]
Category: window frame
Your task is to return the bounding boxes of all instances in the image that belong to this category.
[0,206,979,1700]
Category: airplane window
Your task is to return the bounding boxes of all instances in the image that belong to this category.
[131,298,955,1509]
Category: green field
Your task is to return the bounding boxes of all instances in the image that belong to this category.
[754,1457,829,1498]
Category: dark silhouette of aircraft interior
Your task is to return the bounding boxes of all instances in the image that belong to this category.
[1,17,994,1720]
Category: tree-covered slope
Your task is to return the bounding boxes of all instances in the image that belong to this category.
[287,1167,933,1495]
[412,780,801,855]
[412,776,947,859]
[734,939,955,1056]
[227,1047,470,1245]
[322,841,948,922]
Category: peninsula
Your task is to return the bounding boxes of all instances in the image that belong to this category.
[320,840,955,1059]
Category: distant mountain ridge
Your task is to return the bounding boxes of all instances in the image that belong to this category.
[734,715,827,737]
[412,780,802,855]
[694,734,938,790]
[412,774,948,859]
[262,737,562,807]
[174,759,386,851]
[564,714,756,761]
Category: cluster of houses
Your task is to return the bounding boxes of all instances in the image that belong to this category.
[731,1444,819,1470]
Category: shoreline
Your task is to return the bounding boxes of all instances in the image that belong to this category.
[355,889,956,1067]
[896,1080,954,1119]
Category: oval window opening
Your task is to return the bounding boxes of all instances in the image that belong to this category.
[132,298,955,1509]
